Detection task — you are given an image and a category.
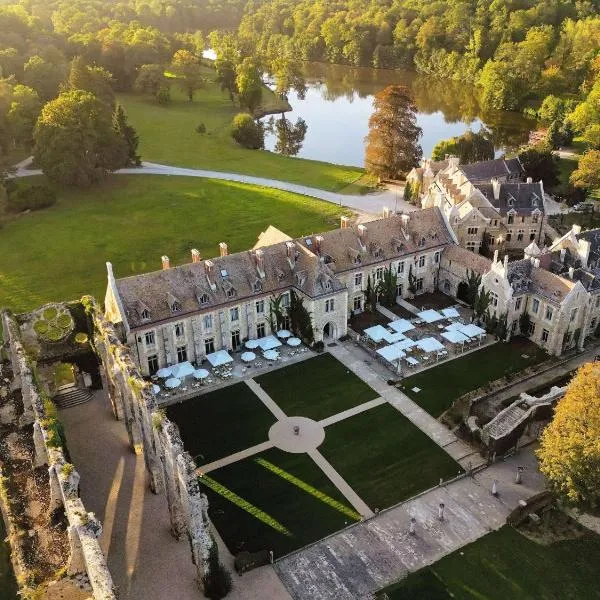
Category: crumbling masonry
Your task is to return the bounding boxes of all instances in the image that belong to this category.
[84,297,215,582]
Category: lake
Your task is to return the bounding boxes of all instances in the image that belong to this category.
[261,62,534,167]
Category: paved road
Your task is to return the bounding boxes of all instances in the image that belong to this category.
[15,158,413,216]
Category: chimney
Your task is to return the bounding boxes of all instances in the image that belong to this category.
[219,242,228,257]
[569,267,575,279]
[493,249,499,263]
[503,254,509,271]
[526,177,533,184]
[285,241,295,258]
[340,215,349,229]
[401,214,410,227]
[161,255,170,270]
[254,249,265,277]
[357,224,367,239]
[572,225,582,235]
[383,206,390,218]
[205,259,214,275]
[315,235,324,253]
[560,248,566,263]
[191,249,201,263]
[534,258,540,268]
[448,155,460,169]
[491,177,501,201]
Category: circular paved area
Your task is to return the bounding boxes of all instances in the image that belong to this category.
[268,417,325,453]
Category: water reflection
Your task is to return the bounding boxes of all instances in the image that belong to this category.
[263,115,308,157]
[261,62,533,167]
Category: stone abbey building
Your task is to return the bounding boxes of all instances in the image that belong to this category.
[104,209,600,376]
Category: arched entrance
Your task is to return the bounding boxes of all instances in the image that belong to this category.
[323,322,337,341]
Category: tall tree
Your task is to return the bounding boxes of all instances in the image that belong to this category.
[67,56,115,106]
[570,150,600,190]
[171,50,203,101]
[23,55,65,102]
[236,57,263,114]
[134,64,167,98]
[113,104,141,166]
[7,84,41,148]
[34,90,128,187]
[365,85,422,179]
[537,362,600,508]
[518,145,560,187]
[432,128,494,163]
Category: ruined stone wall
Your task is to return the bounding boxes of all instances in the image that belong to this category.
[1,311,116,600]
[83,297,214,584]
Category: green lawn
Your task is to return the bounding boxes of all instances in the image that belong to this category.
[0,175,350,312]
[320,404,462,510]
[119,68,371,193]
[199,448,360,557]
[254,354,379,421]
[378,526,600,600]
[166,383,275,465]
[401,338,548,417]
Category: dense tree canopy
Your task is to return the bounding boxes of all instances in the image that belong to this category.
[537,362,600,509]
[34,90,128,186]
[570,150,600,190]
[365,85,422,180]
[432,129,494,164]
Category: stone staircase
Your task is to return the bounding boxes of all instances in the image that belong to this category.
[53,385,92,409]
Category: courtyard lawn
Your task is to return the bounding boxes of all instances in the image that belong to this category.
[378,525,600,600]
[166,383,276,465]
[200,448,360,557]
[119,69,371,193]
[255,354,379,421]
[0,175,350,312]
[401,338,548,418]
[320,404,462,510]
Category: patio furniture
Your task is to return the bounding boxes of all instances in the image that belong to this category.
[170,361,195,379]
[193,369,210,380]
[241,351,256,363]
[257,335,282,351]
[364,325,390,343]
[287,337,301,347]
[263,350,279,361]
[389,319,415,334]
[245,339,260,349]
[151,384,160,395]
[416,337,445,352]
[277,329,292,339]
[405,356,419,366]
[441,307,460,319]
[206,350,234,367]
[417,309,445,324]
[156,367,172,378]
[165,377,182,389]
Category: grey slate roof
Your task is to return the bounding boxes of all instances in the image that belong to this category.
[476,182,544,216]
[459,158,523,183]
[114,208,454,329]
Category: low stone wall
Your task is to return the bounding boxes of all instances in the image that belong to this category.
[83,297,214,584]
[1,310,116,599]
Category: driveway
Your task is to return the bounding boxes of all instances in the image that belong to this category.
[14,158,413,216]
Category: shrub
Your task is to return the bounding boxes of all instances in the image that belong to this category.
[43,307,58,320]
[202,543,232,599]
[7,184,56,213]
[196,122,206,134]
[156,88,171,105]
[34,320,49,335]
[312,340,325,352]
[75,332,88,344]
[57,313,73,329]
[231,113,264,149]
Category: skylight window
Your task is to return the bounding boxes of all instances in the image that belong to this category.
[220,269,228,277]
[305,238,312,246]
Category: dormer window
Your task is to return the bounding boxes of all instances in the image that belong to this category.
[226,288,235,298]
[253,279,262,292]
[141,309,150,320]
[532,198,538,207]
[418,237,426,247]
[199,293,209,305]
[171,301,181,313]
[508,197,515,207]
[374,248,382,258]
[325,280,332,290]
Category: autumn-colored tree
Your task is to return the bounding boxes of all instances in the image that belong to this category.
[365,85,422,180]
[570,150,600,190]
[537,362,600,508]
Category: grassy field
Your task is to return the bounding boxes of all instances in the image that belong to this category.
[378,525,600,600]
[255,354,379,421]
[401,338,548,417]
[319,404,462,509]
[119,67,372,193]
[200,448,360,557]
[166,383,275,465]
[0,175,350,312]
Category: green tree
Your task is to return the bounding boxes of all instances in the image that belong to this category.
[67,56,115,106]
[231,113,263,149]
[289,290,314,344]
[518,146,560,187]
[365,85,422,180]
[113,103,141,166]
[474,287,491,320]
[7,84,41,148]
[431,129,494,163]
[570,150,600,190]
[34,90,128,187]
[519,310,531,335]
[236,57,263,114]
[537,362,600,508]
[376,265,398,307]
[134,64,166,97]
[582,124,600,150]
[171,50,203,101]
[23,55,65,102]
